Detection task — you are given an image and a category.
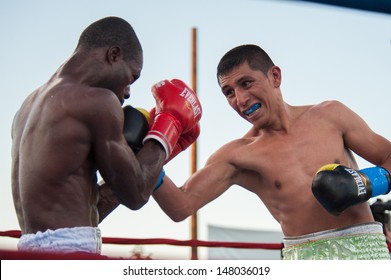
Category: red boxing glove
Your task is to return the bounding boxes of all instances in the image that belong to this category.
[143,79,202,160]
[147,107,200,163]
[166,123,200,163]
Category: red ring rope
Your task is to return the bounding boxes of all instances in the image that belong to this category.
[1,230,389,260]
[0,230,282,249]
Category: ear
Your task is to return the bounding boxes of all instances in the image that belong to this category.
[106,46,121,64]
[270,66,282,88]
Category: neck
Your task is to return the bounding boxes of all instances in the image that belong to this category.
[56,51,103,85]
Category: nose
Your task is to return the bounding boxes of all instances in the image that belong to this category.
[124,85,130,100]
[235,88,250,108]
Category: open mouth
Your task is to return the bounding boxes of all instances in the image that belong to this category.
[243,103,261,116]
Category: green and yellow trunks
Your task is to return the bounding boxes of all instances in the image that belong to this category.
[282,222,390,260]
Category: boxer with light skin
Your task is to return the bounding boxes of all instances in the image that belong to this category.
[11,16,201,255]
[153,44,391,260]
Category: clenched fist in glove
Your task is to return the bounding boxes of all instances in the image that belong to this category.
[143,79,202,160]
[122,105,150,154]
[312,164,391,216]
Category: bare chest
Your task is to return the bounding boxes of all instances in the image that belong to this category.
[233,123,348,195]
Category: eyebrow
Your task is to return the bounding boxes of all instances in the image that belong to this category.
[221,74,252,89]
[237,75,252,83]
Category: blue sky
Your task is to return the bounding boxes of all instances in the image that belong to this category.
[0,0,390,259]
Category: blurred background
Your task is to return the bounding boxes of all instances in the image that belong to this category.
[0,0,390,259]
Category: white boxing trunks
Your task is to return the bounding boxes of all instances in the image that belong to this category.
[18,227,102,254]
[282,222,390,260]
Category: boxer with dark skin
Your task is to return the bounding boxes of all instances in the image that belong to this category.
[11,17,201,254]
[153,44,391,259]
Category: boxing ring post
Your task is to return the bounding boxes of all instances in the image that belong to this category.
[190,27,198,260]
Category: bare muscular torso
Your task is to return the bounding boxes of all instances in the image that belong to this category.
[12,79,100,234]
[224,103,374,236]
[154,62,389,237]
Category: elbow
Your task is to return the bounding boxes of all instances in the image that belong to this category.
[119,193,150,211]
[131,193,150,210]
[171,214,187,223]
[124,198,149,211]
[129,203,146,211]
[167,207,194,223]
[115,180,153,210]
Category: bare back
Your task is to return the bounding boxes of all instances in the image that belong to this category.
[12,78,103,233]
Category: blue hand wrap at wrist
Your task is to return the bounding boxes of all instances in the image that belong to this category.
[360,166,391,197]
[154,169,165,191]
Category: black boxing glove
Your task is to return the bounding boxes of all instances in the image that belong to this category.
[123,105,150,154]
[312,164,391,216]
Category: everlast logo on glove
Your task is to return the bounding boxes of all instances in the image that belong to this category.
[144,79,202,161]
[180,88,202,120]
[312,163,390,216]
[344,167,368,196]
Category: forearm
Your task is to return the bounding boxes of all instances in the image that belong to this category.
[153,160,233,222]
[363,134,391,173]
[101,140,166,210]
[381,152,391,174]
[97,182,120,223]
[153,175,195,222]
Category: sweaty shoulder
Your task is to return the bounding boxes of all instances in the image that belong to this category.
[69,85,122,118]
[62,84,123,134]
